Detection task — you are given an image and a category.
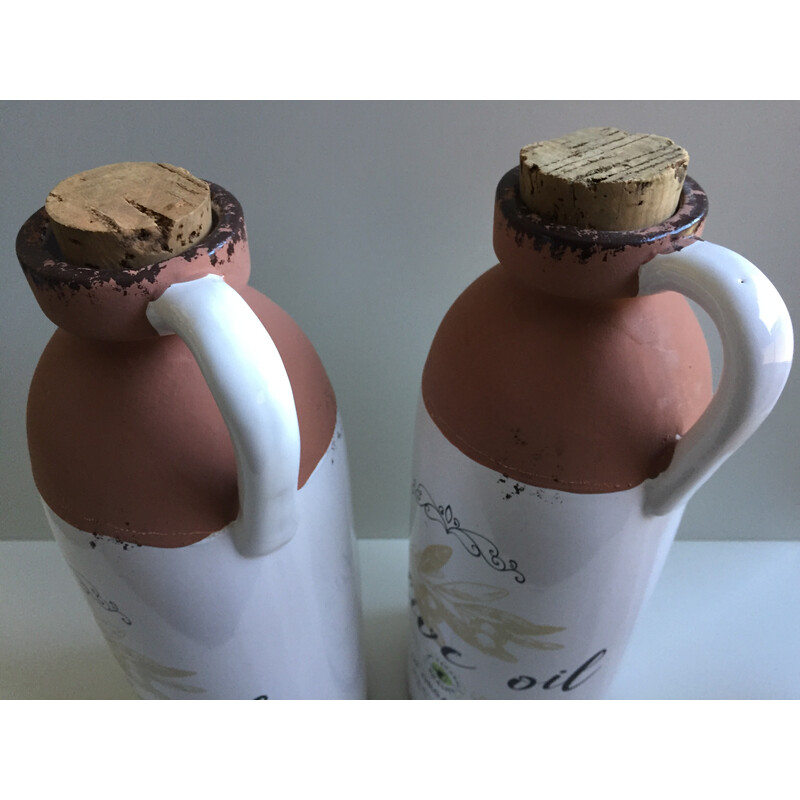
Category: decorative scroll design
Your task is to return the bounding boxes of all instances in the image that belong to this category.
[73,572,133,626]
[412,481,525,584]
[72,571,207,698]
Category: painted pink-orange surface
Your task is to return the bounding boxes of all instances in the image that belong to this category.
[20,184,336,547]
[421,169,713,493]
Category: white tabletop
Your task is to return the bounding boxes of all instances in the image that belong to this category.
[1,539,799,700]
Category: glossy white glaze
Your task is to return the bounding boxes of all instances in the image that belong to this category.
[146,274,302,556]
[409,238,793,700]
[44,274,366,699]
[408,402,683,700]
[45,414,366,699]
[639,240,794,516]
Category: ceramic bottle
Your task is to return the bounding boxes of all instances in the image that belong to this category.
[17,177,366,699]
[407,163,793,700]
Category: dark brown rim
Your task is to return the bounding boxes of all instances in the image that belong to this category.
[496,166,708,249]
[15,181,246,292]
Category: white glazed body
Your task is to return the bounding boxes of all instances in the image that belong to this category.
[37,273,367,699]
[45,414,366,700]
[408,403,683,700]
[408,240,793,700]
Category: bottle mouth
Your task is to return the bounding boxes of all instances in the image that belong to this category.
[16,181,244,294]
[495,166,708,253]
[15,182,250,341]
[493,167,708,301]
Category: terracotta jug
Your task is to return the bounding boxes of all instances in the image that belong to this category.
[407,166,793,699]
[17,179,366,699]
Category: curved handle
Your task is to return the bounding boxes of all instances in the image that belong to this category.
[638,239,793,517]
[146,274,301,556]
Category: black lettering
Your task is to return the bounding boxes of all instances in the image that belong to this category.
[561,649,607,692]
[508,675,537,691]
[543,670,567,689]
[440,645,475,670]
[417,615,438,639]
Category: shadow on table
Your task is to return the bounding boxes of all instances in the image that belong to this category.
[363,607,409,700]
[3,641,136,700]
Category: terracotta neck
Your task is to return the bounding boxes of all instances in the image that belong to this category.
[421,167,714,494]
[16,182,250,341]
[21,184,338,546]
[493,167,708,301]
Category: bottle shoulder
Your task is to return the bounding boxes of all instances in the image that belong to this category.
[421,268,712,493]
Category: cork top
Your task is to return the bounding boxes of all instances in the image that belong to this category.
[519,127,689,231]
[45,162,212,269]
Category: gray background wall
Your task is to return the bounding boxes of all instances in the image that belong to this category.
[1,101,798,542]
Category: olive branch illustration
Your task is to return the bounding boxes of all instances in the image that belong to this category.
[411,545,564,663]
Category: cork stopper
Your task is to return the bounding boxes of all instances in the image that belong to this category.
[519,127,689,231]
[45,162,212,269]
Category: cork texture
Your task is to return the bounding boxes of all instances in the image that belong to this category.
[45,162,212,269]
[519,127,689,230]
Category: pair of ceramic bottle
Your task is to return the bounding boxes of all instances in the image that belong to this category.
[16,150,793,699]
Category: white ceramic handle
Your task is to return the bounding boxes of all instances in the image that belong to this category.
[638,239,793,517]
[146,274,301,556]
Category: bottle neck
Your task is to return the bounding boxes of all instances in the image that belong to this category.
[16,182,251,342]
[493,167,708,301]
